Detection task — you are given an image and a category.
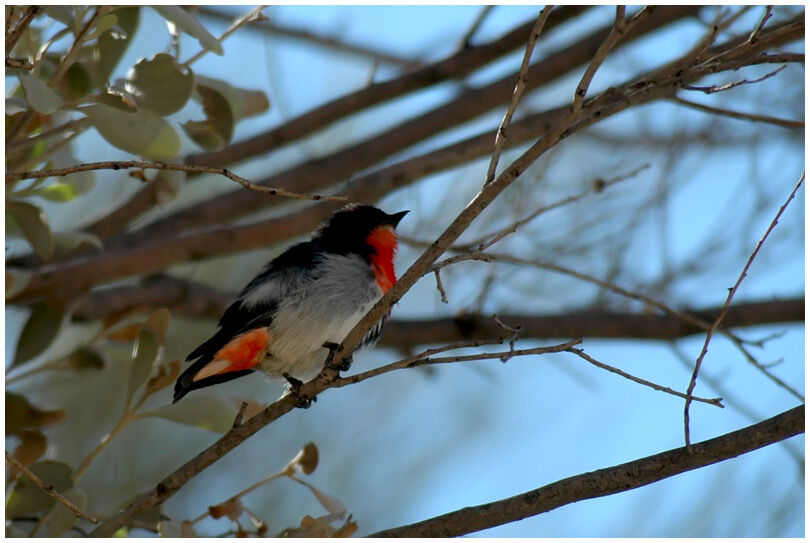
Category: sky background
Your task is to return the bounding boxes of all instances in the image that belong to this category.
[5,5,805,537]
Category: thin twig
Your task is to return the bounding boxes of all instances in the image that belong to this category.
[671,95,803,129]
[682,64,786,94]
[181,5,267,67]
[484,6,554,186]
[567,348,723,407]
[458,5,495,49]
[683,173,804,447]
[572,6,652,111]
[6,57,33,70]
[6,118,91,153]
[5,161,350,202]
[748,5,773,44]
[5,451,99,523]
[433,269,449,304]
[49,8,102,86]
[334,339,582,387]
[467,164,649,251]
[5,5,39,53]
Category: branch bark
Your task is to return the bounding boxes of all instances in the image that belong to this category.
[87,6,697,247]
[369,404,804,537]
[8,13,801,303]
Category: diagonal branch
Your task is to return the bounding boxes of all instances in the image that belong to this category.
[369,405,804,537]
[670,95,803,129]
[5,451,99,523]
[683,173,804,446]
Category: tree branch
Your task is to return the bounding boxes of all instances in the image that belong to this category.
[5,161,350,202]
[683,173,804,446]
[369,404,804,537]
[88,6,694,247]
[5,451,99,524]
[670,95,803,129]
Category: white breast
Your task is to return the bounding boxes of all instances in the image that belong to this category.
[257,253,382,381]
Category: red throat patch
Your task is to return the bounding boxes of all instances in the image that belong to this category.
[366,226,398,292]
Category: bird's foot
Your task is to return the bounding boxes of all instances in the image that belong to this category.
[323,342,352,372]
[283,373,316,409]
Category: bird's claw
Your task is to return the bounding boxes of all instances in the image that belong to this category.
[283,373,316,409]
[323,342,352,372]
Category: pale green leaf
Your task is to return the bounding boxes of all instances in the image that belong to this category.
[153,6,223,55]
[157,520,182,538]
[81,103,181,160]
[127,329,160,405]
[6,460,73,518]
[125,53,194,115]
[6,96,29,114]
[53,231,103,251]
[95,8,140,85]
[6,200,54,259]
[43,488,87,537]
[141,395,238,433]
[195,74,269,121]
[19,73,64,115]
[12,301,65,366]
[142,308,171,343]
[183,84,233,150]
[43,6,75,27]
[5,393,66,436]
[86,13,118,40]
[32,182,78,202]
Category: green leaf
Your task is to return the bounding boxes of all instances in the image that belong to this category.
[142,308,171,343]
[60,346,105,370]
[43,488,86,537]
[61,62,92,101]
[86,13,118,40]
[153,6,223,55]
[6,200,55,260]
[32,182,78,202]
[19,73,64,115]
[5,460,74,518]
[12,301,65,366]
[95,7,140,86]
[6,268,32,299]
[141,395,238,433]
[183,84,234,150]
[43,6,75,27]
[5,393,66,436]
[53,231,103,250]
[6,96,29,114]
[194,74,270,121]
[158,520,182,538]
[127,329,160,405]
[125,53,194,115]
[80,103,181,160]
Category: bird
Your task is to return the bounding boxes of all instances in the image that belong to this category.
[173,204,409,404]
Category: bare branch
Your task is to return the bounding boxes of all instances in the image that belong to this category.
[748,5,773,44]
[5,451,99,523]
[681,64,787,94]
[370,405,804,537]
[6,57,33,70]
[335,339,582,387]
[683,173,804,446]
[566,347,723,407]
[572,6,652,111]
[457,5,495,49]
[5,161,349,202]
[671,95,803,129]
[484,6,554,185]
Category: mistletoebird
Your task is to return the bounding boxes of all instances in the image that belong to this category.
[174,204,408,403]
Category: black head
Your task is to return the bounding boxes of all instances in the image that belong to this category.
[313,204,408,255]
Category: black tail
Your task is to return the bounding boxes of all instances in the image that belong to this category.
[173,360,254,403]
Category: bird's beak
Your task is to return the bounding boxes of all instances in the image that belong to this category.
[387,210,409,227]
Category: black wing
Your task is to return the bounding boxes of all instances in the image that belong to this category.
[174,242,318,402]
